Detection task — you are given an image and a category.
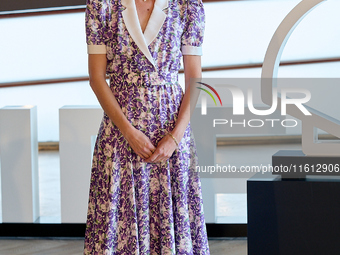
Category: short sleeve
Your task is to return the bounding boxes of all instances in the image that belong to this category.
[85,0,107,54]
[181,0,205,56]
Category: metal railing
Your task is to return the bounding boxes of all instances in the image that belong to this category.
[1,57,340,88]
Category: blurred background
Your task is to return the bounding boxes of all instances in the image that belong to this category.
[0,0,339,231]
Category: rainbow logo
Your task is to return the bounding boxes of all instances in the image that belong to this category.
[196,82,223,106]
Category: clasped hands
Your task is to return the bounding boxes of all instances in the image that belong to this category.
[126,129,178,163]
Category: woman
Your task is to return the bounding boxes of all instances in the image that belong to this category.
[84,0,210,253]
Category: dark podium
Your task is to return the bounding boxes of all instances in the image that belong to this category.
[247,150,340,255]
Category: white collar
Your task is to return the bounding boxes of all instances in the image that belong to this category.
[121,0,169,68]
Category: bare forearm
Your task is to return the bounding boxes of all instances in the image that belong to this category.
[88,54,133,139]
[171,55,202,142]
[145,56,202,163]
[88,54,156,159]
[89,77,133,138]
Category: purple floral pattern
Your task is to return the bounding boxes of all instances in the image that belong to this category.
[84,0,209,254]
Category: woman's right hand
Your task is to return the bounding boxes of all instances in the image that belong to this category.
[124,127,156,160]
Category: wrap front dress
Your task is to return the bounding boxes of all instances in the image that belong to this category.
[84,0,210,253]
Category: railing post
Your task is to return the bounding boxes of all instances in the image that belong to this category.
[59,105,103,223]
[0,105,39,223]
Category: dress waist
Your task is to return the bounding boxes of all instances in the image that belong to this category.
[108,71,178,87]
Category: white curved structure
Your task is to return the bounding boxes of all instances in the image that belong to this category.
[261,0,340,156]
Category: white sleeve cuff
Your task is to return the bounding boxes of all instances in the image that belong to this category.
[181,45,203,56]
[87,44,107,54]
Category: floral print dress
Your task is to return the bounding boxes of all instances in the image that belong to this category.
[84,0,210,254]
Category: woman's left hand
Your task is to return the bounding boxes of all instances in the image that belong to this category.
[144,133,179,163]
